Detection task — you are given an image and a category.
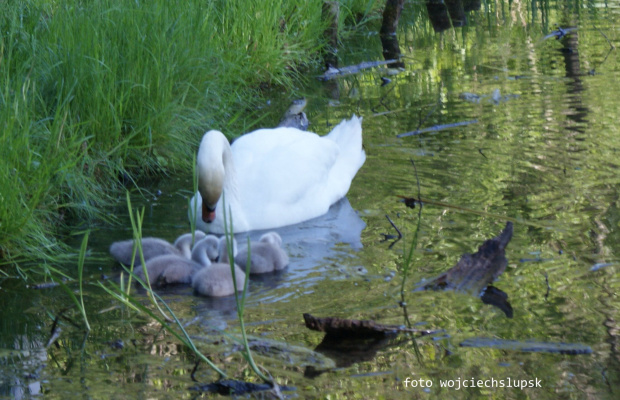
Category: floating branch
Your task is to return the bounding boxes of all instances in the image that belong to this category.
[397,119,478,138]
[541,26,577,41]
[590,262,616,272]
[460,337,592,355]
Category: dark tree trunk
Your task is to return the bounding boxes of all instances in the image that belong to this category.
[380,0,405,68]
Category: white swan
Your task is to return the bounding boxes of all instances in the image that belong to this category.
[110,231,206,265]
[192,236,246,297]
[189,116,365,233]
[235,232,289,274]
[134,236,214,287]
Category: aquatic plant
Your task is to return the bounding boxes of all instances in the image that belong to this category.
[45,231,92,332]
[122,192,173,321]
[397,160,424,361]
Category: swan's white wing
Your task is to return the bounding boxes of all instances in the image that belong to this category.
[191,117,364,233]
[231,128,339,224]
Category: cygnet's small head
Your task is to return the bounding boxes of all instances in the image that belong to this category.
[217,236,238,263]
[191,237,216,267]
[174,230,207,258]
[201,234,220,262]
[197,130,229,223]
[260,232,283,247]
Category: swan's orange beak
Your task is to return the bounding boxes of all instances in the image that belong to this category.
[202,202,216,223]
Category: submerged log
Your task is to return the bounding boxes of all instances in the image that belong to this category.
[189,380,294,396]
[303,314,440,369]
[303,313,435,338]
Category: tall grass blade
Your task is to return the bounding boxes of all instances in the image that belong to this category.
[77,231,91,331]
[125,191,172,322]
[223,198,272,384]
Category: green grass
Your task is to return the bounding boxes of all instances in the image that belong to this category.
[0,0,378,272]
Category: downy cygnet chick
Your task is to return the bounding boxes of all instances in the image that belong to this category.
[198,234,221,263]
[192,236,246,297]
[235,232,289,274]
[134,236,213,287]
[173,231,208,258]
[110,230,206,265]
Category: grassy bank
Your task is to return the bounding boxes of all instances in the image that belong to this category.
[0,0,377,272]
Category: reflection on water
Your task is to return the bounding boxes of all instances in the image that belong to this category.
[239,197,366,279]
[2,1,620,398]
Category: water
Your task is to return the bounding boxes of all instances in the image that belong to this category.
[2,2,620,398]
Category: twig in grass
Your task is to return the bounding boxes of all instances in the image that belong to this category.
[380,214,402,249]
[594,25,615,49]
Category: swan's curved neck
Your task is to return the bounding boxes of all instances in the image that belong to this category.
[197,131,246,232]
[217,140,243,230]
[220,144,239,207]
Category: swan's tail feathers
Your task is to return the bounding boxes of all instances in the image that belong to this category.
[325,115,366,203]
[326,115,366,170]
[326,115,363,147]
